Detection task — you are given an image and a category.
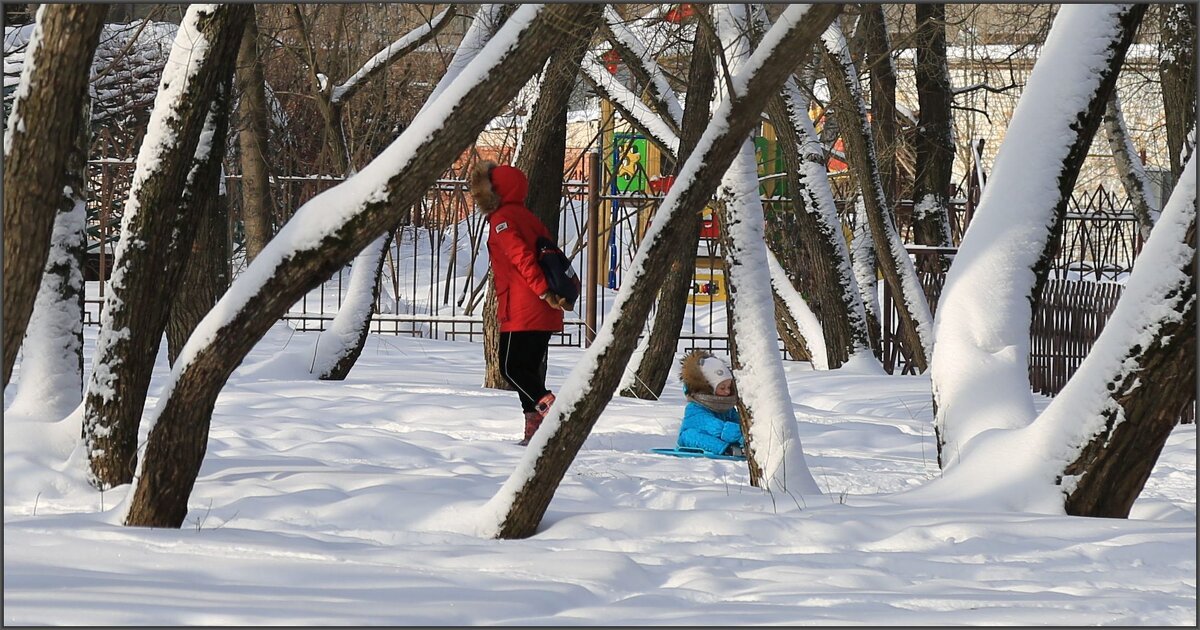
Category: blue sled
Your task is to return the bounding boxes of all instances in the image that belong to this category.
[650,447,747,461]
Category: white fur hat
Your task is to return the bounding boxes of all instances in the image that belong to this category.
[698,355,731,390]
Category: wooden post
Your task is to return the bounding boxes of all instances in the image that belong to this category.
[585,150,600,346]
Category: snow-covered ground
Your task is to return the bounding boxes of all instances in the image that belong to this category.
[4,325,1194,625]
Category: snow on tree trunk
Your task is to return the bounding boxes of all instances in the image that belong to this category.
[766,249,825,369]
[912,3,955,271]
[7,94,91,420]
[711,3,821,491]
[622,14,715,400]
[122,4,600,528]
[849,199,883,355]
[718,139,821,493]
[908,155,1195,517]
[579,55,681,158]
[235,10,275,263]
[479,4,841,540]
[822,20,934,372]
[311,230,395,380]
[764,76,873,367]
[1158,3,1196,179]
[1103,93,1159,240]
[2,4,107,387]
[82,4,251,490]
[1058,155,1196,517]
[168,80,234,366]
[930,4,1147,470]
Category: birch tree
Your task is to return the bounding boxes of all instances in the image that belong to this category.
[83,4,252,489]
[2,3,107,387]
[822,20,934,371]
[1102,93,1159,239]
[480,4,842,540]
[122,4,601,528]
[931,4,1147,469]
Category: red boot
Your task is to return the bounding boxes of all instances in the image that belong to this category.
[534,392,556,418]
[519,411,542,446]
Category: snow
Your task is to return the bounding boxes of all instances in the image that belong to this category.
[4,326,1194,624]
[767,249,827,371]
[931,5,1136,468]
[6,196,86,421]
[308,234,390,377]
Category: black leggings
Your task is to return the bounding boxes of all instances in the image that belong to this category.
[499,331,553,413]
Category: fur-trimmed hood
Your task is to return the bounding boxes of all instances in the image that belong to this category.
[680,350,732,395]
[469,159,527,213]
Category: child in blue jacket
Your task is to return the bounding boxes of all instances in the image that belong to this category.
[677,350,745,457]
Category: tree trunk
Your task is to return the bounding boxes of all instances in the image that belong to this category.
[122,4,599,528]
[168,80,234,366]
[2,3,107,387]
[911,3,955,271]
[7,93,90,418]
[764,77,873,367]
[312,230,395,380]
[621,11,715,400]
[822,22,934,372]
[858,3,898,207]
[849,200,883,355]
[1103,93,1159,240]
[482,277,512,390]
[83,4,251,490]
[1059,155,1195,517]
[931,5,1146,467]
[516,8,601,234]
[1159,3,1196,179]
[488,4,842,539]
[235,9,275,263]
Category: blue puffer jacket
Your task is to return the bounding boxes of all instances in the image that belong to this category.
[677,399,743,455]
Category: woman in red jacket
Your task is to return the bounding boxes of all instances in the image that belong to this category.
[470,160,567,445]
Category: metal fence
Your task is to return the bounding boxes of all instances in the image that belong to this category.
[83,153,1187,421]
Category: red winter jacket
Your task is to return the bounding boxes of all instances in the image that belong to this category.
[485,165,564,333]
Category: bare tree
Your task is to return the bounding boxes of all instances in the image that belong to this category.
[121,4,602,528]
[2,3,107,387]
[485,4,842,540]
[857,3,898,207]
[83,4,251,489]
[911,3,955,271]
[303,6,462,381]
[822,21,934,372]
[167,79,234,366]
[1159,3,1196,179]
[235,9,276,263]
[622,10,717,399]
[764,75,873,368]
